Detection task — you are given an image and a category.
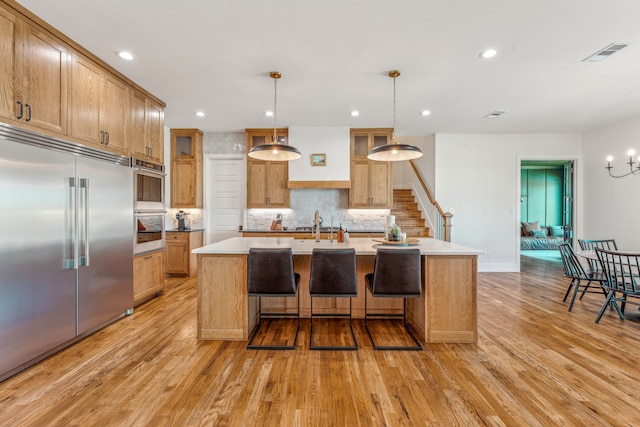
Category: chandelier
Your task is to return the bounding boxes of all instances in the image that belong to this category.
[367,70,423,162]
[606,150,640,178]
[248,71,302,161]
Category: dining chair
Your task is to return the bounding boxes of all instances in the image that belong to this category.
[364,248,423,350]
[594,248,640,323]
[558,243,607,312]
[309,248,358,350]
[577,239,618,275]
[247,248,300,350]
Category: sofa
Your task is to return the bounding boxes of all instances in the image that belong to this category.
[520,221,564,250]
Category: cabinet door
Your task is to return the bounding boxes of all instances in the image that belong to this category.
[370,161,392,207]
[100,74,129,156]
[350,161,371,208]
[267,162,289,207]
[147,99,164,163]
[166,239,189,275]
[130,90,147,159]
[171,159,196,207]
[69,54,101,144]
[0,6,16,121]
[18,19,67,134]
[247,161,268,207]
[133,251,164,304]
[351,133,370,160]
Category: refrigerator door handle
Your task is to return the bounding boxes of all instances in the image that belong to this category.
[64,177,78,269]
[78,178,90,267]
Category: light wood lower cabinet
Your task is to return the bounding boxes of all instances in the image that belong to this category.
[133,250,165,305]
[166,230,204,277]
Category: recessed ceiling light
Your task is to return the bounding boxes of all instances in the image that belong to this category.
[195,111,205,117]
[420,110,431,116]
[264,111,274,117]
[479,48,498,59]
[350,110,359,117]
[116,51,134,61]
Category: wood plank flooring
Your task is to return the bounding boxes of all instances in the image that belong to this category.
[1,255,640,426]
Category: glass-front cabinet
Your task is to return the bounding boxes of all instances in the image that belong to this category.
[246,128,290,208]
[349,128,393,208]
[170,128,203,208]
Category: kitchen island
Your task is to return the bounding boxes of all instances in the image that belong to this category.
[194,237,483,343]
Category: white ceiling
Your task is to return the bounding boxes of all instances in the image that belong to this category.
[16,0,640,135]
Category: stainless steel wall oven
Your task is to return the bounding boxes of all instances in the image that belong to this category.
[133,158,165,211]
[134,211,166,254]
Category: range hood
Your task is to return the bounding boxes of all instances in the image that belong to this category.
[287,126,351,189]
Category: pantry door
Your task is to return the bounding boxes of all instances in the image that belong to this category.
[204,155,245,244]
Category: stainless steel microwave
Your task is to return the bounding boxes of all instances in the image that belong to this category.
[133,159,165,211]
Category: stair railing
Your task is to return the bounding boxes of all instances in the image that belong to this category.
[408,160,452,242]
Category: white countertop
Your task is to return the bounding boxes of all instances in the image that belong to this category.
[193,237,484,256]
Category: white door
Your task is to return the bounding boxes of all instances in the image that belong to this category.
[204,156,245,244]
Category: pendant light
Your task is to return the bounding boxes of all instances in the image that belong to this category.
[367,70,423,161]
[248,71,302,161]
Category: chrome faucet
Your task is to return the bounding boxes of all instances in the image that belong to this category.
[314,210,321,242]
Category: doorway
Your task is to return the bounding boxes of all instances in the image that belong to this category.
[204,155,245,244]
[519,159,574,263]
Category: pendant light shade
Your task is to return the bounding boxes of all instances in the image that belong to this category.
[367,70,423,162]
[248,71,302,161]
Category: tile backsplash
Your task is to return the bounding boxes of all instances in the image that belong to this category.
[246,189,389,231]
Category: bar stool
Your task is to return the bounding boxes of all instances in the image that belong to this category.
[247,248,300,350]
[364,248,423,350]
[309,248,358,350]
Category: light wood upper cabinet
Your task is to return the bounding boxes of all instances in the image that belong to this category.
[147,98,164,163]
[69,53,130,156]
[131,89,164,164]
[170,128,203,208]
[246,128,290,208]
[349,128,393,208]
[0,10,67,134]
[0,5,16,120]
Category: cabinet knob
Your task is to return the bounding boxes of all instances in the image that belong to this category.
[16,101,23,120]
[25,104,32,122]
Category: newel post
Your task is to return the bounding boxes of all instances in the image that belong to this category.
[443,212,453,242]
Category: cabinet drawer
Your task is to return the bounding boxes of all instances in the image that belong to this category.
[167,232,189,242]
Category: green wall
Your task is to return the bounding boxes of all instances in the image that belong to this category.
[521,168,563,226]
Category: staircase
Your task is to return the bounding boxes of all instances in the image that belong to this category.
[392,189,430,237]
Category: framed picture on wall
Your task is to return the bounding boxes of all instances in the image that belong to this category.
[311,153,326,166]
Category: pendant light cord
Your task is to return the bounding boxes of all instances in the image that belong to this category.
[392,74,397,142]
[273,75,278,143]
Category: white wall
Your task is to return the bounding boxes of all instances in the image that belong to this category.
[582,116,640,250]
[288,126,350,182]
[434,133,582,272]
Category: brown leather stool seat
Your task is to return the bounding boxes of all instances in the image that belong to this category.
[247,248,300,350]
[309,248,358,350]
[364,248,422,350]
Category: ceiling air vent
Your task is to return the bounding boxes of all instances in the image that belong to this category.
[583,43,628,62]
[484,110,507,119]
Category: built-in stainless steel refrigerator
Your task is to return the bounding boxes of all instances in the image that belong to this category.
[0,124,133,381]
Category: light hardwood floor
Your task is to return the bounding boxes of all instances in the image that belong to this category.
[1,255,639,426]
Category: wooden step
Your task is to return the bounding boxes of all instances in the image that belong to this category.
[395,218,425,227]
[401,227,430,237]
[391,210,422,219]
[394,195,416,203]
